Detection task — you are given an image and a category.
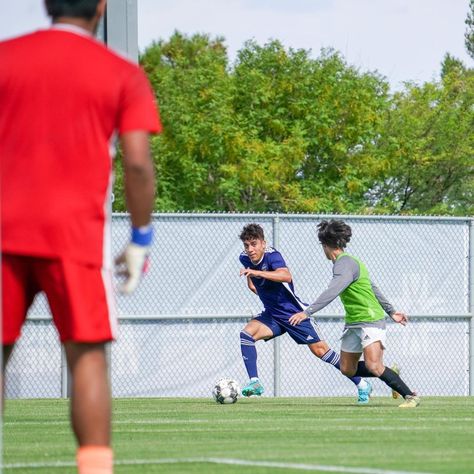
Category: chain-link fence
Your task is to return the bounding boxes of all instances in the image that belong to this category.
[5,213,474,398]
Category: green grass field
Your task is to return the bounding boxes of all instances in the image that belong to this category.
[3,397,474,474]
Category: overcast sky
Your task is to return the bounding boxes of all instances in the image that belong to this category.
[1,0,472,90]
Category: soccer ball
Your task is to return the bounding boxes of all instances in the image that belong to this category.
[212,378,240,404]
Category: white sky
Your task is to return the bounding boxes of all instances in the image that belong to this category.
[1,0,472,90]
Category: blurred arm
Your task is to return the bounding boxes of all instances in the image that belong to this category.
[115,131,155,294]
[120,130,155,226]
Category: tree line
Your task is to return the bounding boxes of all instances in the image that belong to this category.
[113,27,473,216]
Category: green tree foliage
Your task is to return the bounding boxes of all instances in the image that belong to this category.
[140,31,233,210]
[368,55,474,215]
[112,32,473,216]
[226,41,390,212]
[466,0,474,60]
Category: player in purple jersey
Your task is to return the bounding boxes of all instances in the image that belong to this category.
[238,223,371,403]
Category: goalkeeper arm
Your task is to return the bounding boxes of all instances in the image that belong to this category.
[115,130,155,294]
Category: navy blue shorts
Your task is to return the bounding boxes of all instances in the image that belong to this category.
[253,312,323,345]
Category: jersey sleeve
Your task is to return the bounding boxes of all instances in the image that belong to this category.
[239,253,250,267]
[371,282,395,317]
[118,66,162,134]
[304,256,359,316]
[267,250,287,270]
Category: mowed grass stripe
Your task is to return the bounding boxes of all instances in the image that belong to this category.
[2,457,435,474]
[3,397,474,474]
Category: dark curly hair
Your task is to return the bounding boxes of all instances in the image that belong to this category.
[317,220,352,249]
[239,223,265,242]
[46,0,100,20]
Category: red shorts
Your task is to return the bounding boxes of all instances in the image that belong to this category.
[2,254,117,344]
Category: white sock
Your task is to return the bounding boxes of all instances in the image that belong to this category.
[250,377,259,382]
[357,379,368,389]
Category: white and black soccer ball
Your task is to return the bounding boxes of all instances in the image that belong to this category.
[212,378,240,404]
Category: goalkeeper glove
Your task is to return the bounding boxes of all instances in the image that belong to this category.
[115,225,153,294]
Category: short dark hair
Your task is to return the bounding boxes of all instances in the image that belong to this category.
[45,0,100,20]
[317,219,352,249]
[239,223,265,242]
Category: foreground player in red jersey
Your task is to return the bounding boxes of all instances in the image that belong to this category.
[0,1,161,472]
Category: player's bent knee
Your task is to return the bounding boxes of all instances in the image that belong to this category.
[365,361,384,376]
[341,367,356,377]
[243,323,273,341]
[340,362,356,377]
[241,325,255,337]
[310,342,329,358]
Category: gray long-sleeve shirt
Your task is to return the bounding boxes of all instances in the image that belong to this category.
[304,255,395,328]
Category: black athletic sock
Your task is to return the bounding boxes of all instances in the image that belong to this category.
[354,361,376,378]
[354,363,414,398]
[379,367,413,398]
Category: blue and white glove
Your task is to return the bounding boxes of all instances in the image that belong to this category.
[115,225,153,294]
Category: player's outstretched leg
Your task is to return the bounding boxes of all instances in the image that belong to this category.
[240,330,264,396]
[315,345,370,403]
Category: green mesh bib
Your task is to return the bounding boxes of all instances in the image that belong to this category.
[338,253,385,324]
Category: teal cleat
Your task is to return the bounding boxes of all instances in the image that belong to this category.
[357,381,372,404]
[241,379,265,397]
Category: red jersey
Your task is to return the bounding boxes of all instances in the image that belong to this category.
[0,26,161,267]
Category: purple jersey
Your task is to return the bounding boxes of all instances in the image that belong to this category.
[239,247,307,318]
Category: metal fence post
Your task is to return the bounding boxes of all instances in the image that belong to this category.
[103,0,138,62]
[60,346,69,399]
[469,219,474,396]
[470,316,474,396]
[106,343,112,387]
[272,215,281,397]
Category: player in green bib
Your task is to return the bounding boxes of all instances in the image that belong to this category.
[289,219,420,408]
